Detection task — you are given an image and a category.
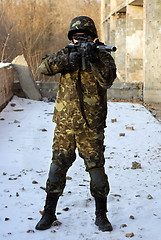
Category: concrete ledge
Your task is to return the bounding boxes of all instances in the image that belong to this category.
[37,81,58,100]
[107,81,143,101]
[14,81,59,100]
[14,81,143,102]
[0,64,14,111]
[12,55,41,101]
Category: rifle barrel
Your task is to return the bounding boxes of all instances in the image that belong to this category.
[97,45,117,52]
[68,43,117,52]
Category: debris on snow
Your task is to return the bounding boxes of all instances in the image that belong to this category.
[146,194,153,200]
[62,207,69,211]
[41,128,47,132]
[52,220,62,226]
[131,161,142,169]
[111,118,117,123]
[66,176,72,180]
[126,126,134,130]
[14,120,20,123]
[120,223,127,228]
[32,180,38,184]
[13,109,24,112]
[119,132,125,136]
[16,192,19,197]
[125,232,134,238]
[111,193,121,198]
[26,229,35,233]
[10,103,16,107]
[39,210,44,215]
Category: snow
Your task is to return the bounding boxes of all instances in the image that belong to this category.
[0,63,11,69]
[0,96,161,240]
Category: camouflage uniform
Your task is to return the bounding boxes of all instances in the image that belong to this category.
[38,18,116,199]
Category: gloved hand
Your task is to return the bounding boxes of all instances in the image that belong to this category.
[68,51,81,69]
[86,43,99,63]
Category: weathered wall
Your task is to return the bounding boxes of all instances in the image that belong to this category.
[102,0,161,104]
[101,0,106,41]
[111,0,125,11]
[143,0,161,103]
[0,64,14,111]
[126,5,143,82]
[110,16,117,47]
[115,13,126,81]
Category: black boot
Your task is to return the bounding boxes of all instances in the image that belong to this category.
[95,197,113,232]
[35,193,59,230]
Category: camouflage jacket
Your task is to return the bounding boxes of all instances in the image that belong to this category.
[38,46,116,130]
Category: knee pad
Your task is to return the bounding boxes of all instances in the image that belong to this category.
[89,167,108,188]
[48,163,66,183]
[89,167,110,197]
[46,163,67,196]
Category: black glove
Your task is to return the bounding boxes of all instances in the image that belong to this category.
[68,51,81,69]
[86,43,99,63]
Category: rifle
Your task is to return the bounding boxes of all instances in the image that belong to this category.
[68,36,117,70]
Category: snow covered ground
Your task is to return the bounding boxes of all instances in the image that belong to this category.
[0,96,161,240]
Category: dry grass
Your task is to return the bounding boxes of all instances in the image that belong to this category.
[0,0,100,81]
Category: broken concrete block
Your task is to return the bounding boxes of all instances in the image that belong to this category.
[12,55,41,101]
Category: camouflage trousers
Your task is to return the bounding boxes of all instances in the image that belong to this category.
[46,123,110,198]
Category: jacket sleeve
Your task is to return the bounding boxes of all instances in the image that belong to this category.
[90,49,117,89]
[38,47,74,75]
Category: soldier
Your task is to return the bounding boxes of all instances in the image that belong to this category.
[35,16,116,232]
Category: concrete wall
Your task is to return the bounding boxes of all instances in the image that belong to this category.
[101,0,161,104]
[107,81,143,101]
[0,64,14,111]
[126,5,143,82]
[111,0,125,11]
[143,0,161,103]
[14,81,58,100]
[115,13,126,81]
[13,81,143,102]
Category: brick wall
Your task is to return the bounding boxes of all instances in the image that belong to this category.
[0,63,14,111]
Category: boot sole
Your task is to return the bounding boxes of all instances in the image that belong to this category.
[35,223,53,230]
[95,221,113,232]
